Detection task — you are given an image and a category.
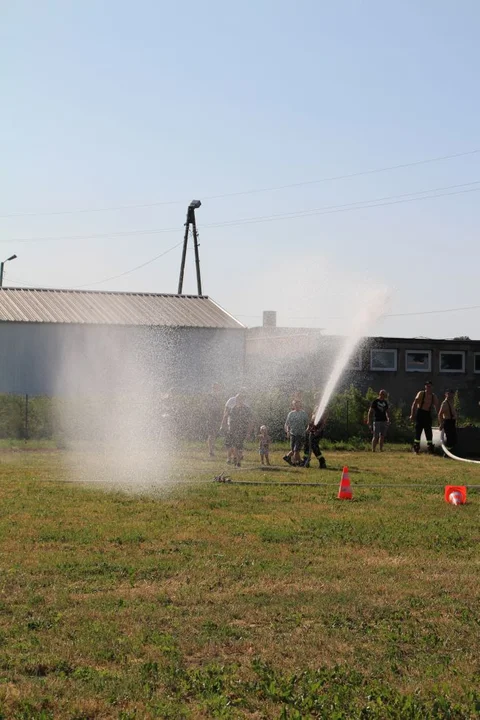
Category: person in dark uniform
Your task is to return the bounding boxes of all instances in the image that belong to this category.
[302,412,327,468]
[410,380,440,454]
[438,389,458,455]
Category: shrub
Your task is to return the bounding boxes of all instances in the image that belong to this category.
[0,394,25,438]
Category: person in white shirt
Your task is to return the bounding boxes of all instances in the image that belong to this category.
[220,389,248,464]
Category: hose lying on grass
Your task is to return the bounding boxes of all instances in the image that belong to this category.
[441,443,480,465]
[213,475,480,489]
[440,427,480,464]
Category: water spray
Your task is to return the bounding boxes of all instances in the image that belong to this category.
[315,287,390,425]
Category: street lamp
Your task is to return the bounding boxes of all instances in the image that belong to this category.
[177,201,203,295]
[0,254,17,288]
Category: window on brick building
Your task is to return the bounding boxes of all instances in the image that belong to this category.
[474,353,480,373]
[439,351,465,373]
[405,350,431,372]
[370,349,397,371]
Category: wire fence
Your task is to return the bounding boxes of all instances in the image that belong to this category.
[0,394,52,440]
[1,388,478,445]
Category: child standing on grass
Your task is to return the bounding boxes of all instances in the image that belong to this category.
[258,425,271,466]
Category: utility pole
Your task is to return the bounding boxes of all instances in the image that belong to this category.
[0,254,17,288]
[177,201,203,295]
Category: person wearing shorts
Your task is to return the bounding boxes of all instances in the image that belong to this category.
[220,389,247,464]
[228,395,253,467]
[283,400,309,466]
[367,390,390,452]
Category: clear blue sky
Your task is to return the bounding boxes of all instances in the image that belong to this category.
[1,0,479,337]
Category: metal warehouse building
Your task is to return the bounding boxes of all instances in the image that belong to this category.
[0,288,245,396]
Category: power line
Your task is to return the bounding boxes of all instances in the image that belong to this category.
[4,225,179,244]
[73,241,184,288]
[285,305,480,321]
[4,179,480,245]
[7,241,184,290]
[204,148,480,201]
[1,148,478,219]
[5,182,480,291]
[7,271,480,321]
[204,181,480,229]
[386,305,480,318]
[7,276,480,322]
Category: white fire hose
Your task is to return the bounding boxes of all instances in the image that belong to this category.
[440,429,480,465]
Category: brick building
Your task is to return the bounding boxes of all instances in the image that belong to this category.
[245,313,480,417]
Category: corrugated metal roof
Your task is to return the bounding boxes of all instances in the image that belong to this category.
[0,288,245,329]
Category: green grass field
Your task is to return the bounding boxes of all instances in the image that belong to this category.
[0,444,479,719]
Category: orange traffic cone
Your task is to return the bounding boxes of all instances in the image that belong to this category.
[338,466,353,500]
[444,485,466,505]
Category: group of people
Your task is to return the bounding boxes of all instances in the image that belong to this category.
[205,380,458,468]
[411,381,458,454]
[205,385,328,468]
[282,399,327,468]
[367,381,458,454]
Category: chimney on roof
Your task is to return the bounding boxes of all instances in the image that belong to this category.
[263,310,277,328]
